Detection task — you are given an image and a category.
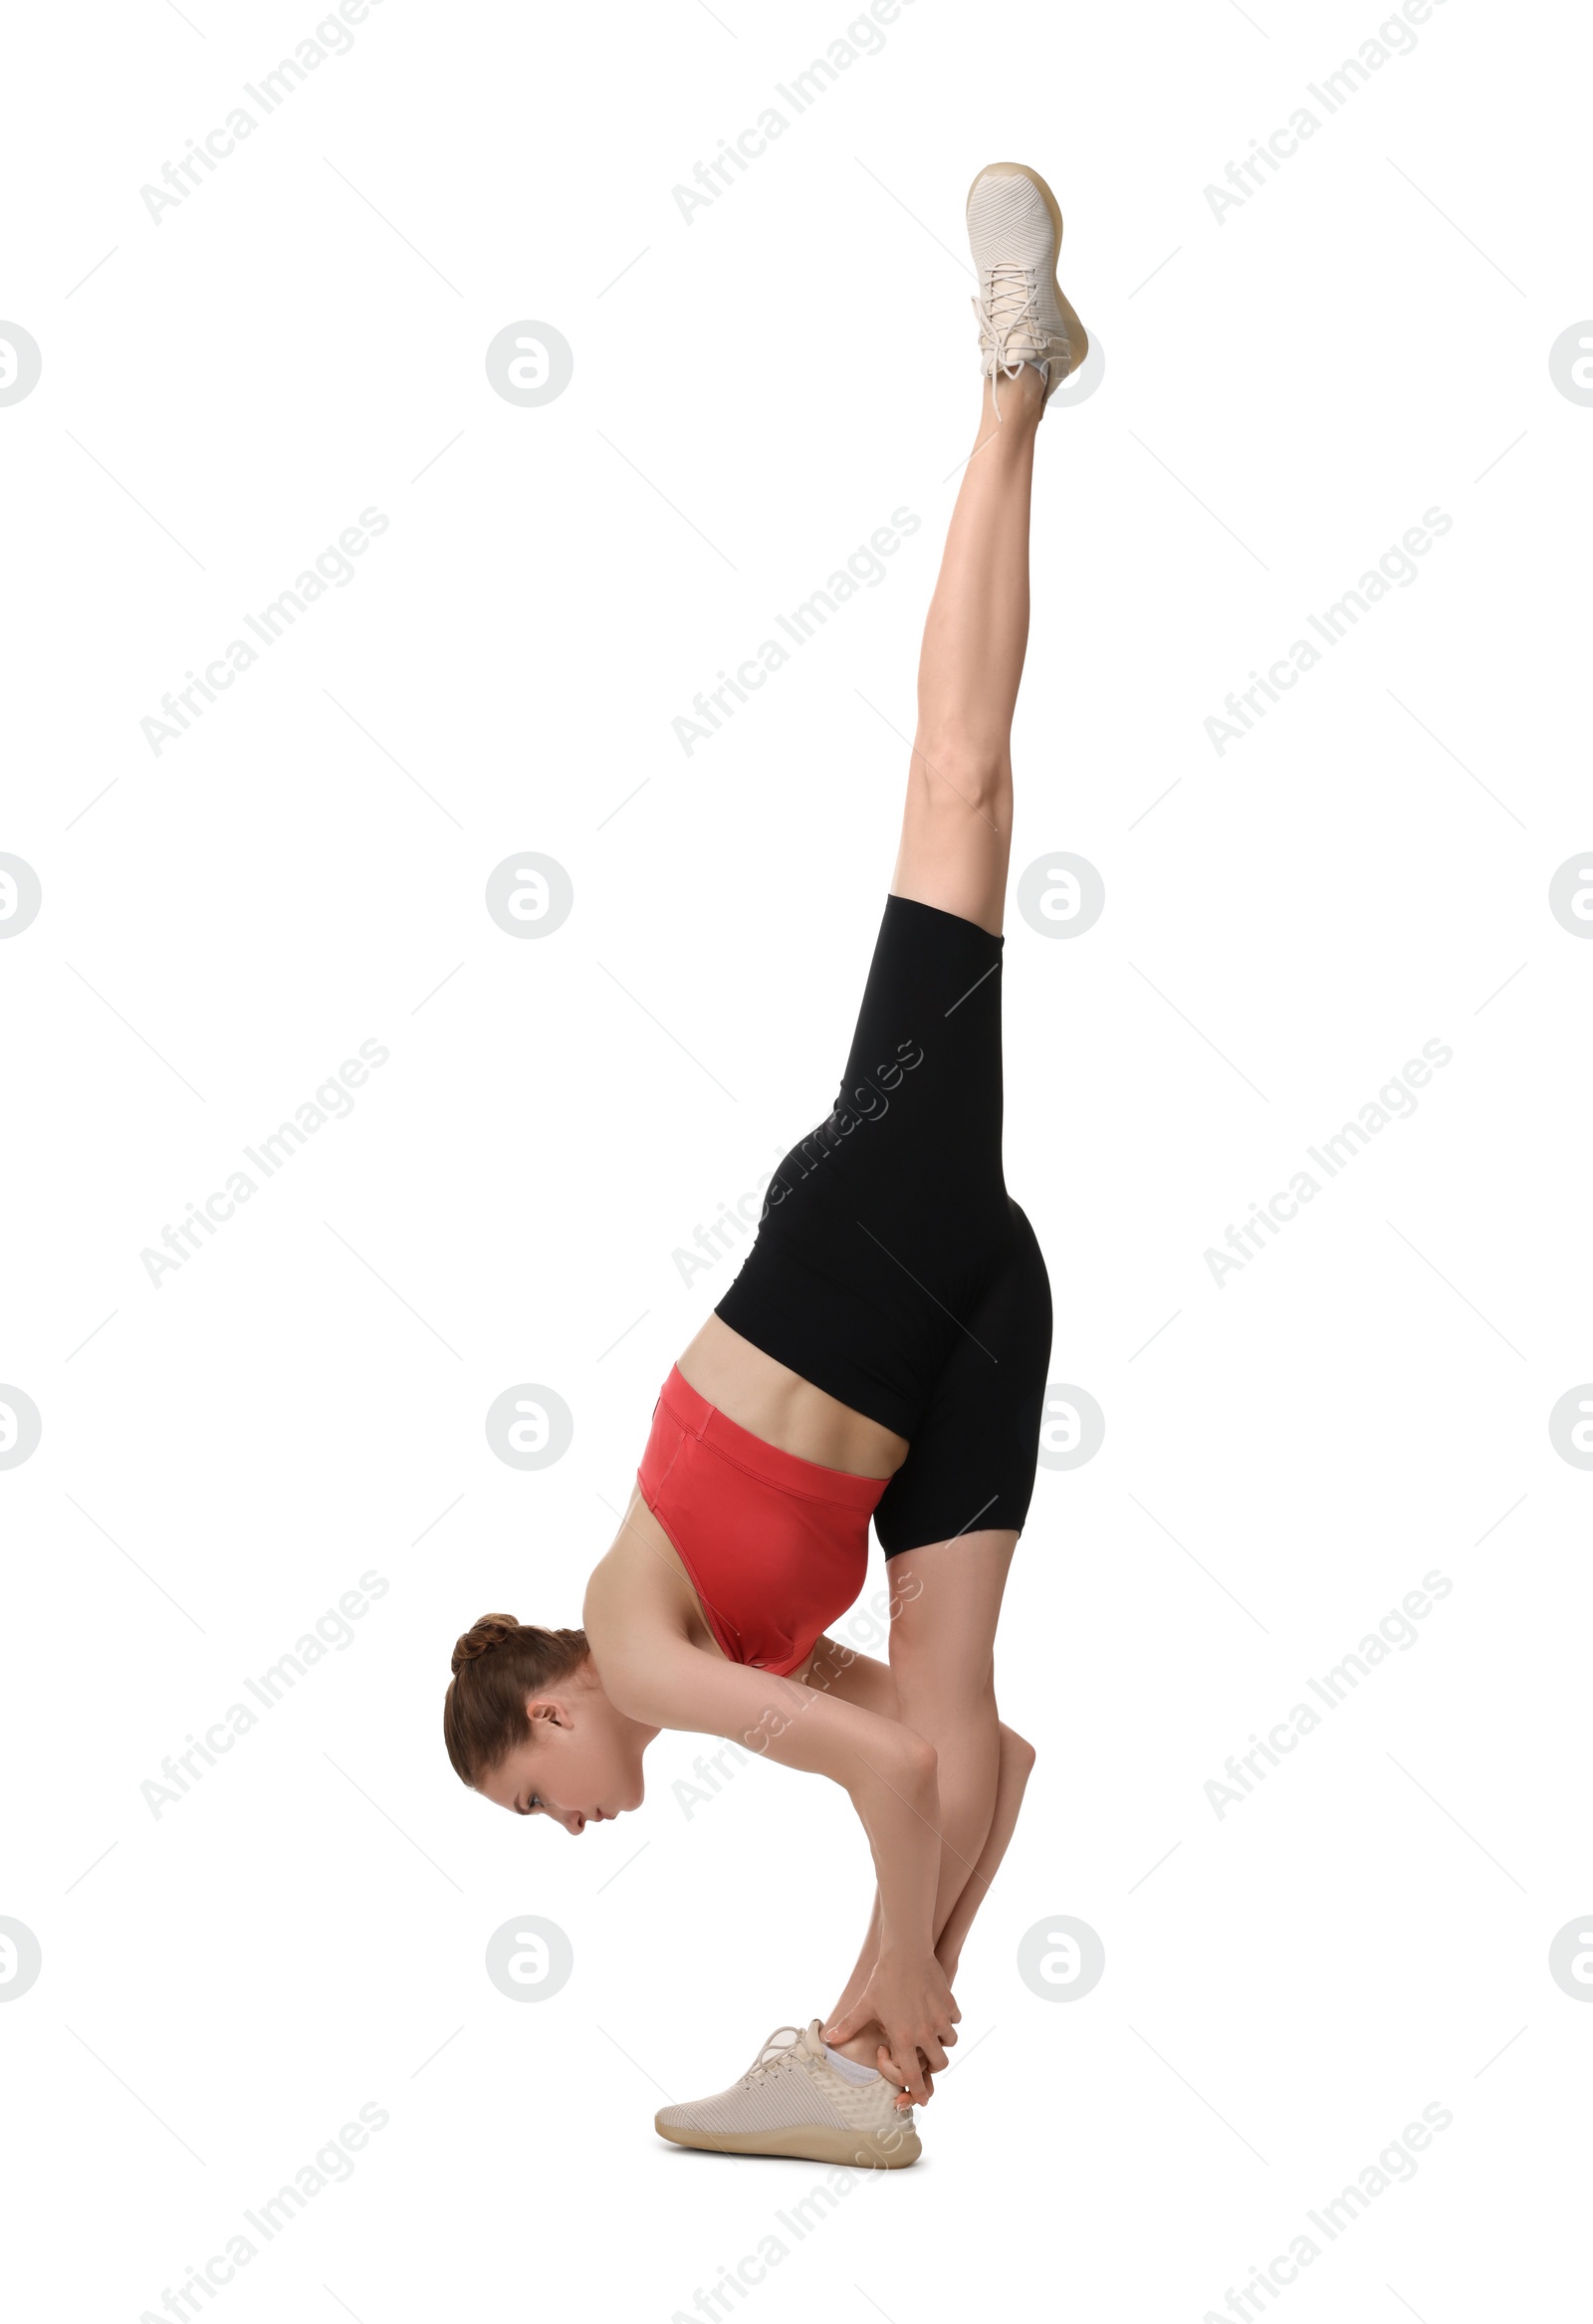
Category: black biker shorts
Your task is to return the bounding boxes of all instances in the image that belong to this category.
[715,893,1053,1555]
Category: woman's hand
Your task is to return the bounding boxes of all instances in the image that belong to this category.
[823,1953,960,2105]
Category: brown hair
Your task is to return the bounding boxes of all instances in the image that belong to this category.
[442,1612,590,1786]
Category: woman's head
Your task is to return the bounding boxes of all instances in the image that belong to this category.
[442,1613,649,1833]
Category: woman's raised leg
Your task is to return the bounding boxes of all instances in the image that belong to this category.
[889,358,1045,938]
[824,194,1060,2079]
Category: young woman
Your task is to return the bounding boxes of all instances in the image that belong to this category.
[443,161,1085,2168]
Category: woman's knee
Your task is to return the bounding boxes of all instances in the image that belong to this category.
[907,731,1013,821]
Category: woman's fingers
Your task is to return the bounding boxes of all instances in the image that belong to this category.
[891,2056,935,2110]
[876,2046,937,2106]
[820,2006,864,2045]
[879,2037,923,2102]
[881,2033,933,2104]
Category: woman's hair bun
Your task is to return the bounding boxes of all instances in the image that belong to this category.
[442,1616,590,1785]
[451,1612,521,1675]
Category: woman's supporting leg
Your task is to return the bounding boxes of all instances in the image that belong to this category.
[823,1714,1034,2068]
[817,1533,1030,2082]
[890,359,1045,938]
[884,1529,1018,1940]
[932,1718,1036,1982]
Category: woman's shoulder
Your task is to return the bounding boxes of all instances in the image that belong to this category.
[584,1489,715,1669]
[584,1489,739,1733]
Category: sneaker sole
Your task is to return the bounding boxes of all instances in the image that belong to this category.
[655,2117,922,2168]
[965,158,1088,386]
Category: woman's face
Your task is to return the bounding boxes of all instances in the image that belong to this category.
[476,1678,650,1834]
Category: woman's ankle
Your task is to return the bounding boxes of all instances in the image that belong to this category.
[828,2022,886,2070]
[980,359,1046,431]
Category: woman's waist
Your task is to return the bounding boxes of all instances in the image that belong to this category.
[670,1319,908,1482]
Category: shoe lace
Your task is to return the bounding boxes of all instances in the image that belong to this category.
[973,261,1043,422]
[742,2027,805,2084]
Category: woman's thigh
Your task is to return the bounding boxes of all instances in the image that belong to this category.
[714,894,1017,1438]
[871,1201,1053,1555]
[887,1531,1019,1704]
[821,891,1010,1234]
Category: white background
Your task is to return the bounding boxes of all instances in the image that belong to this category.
[3,0,1590,2317]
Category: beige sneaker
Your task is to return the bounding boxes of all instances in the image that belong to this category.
[966,159,1087,415]
[654,2021,921,2168]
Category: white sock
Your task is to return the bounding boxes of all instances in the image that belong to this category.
[822,2041,879,2084]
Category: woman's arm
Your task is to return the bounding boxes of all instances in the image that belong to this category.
[602,1636,958,2103]
[791,1642,1035,2088]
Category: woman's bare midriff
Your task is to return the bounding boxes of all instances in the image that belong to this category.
[676,1314,910,1480]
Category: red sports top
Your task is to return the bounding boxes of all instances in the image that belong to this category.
[635,1366,890,1677]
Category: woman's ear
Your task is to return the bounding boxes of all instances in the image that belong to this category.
[526,1694,574,1730]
